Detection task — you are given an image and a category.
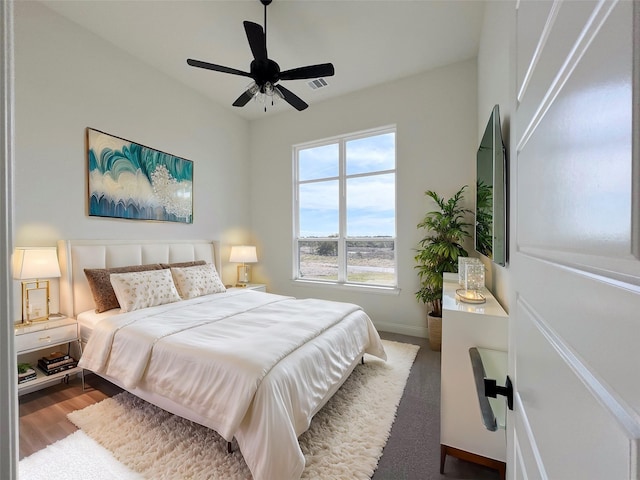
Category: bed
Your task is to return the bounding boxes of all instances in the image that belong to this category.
[57,239,387,480]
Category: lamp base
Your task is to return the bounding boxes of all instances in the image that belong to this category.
[456,289,486,304]
[237,264,251,285]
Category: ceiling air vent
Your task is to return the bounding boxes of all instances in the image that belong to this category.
[307,78,329,90]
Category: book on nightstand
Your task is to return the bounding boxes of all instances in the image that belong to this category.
[39,351,71,365]
[38,357,76,370]
[37,359,78,376]
[38,352,78,375]
[18,364,37,384]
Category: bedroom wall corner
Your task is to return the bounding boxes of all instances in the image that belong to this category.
[476,0,516,311]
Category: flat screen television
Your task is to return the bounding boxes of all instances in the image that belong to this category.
[475,105,507,266]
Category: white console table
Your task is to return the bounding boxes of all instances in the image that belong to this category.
[440,272,508,479]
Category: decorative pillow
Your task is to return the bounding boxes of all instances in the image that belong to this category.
[160,260,206,269]
[170,263,226,299]
[84,264,163,313]
[109,269,181,313]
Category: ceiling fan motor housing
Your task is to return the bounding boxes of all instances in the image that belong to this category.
[250,59,280,86]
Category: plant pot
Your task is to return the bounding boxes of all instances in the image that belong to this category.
[427,313,442,351]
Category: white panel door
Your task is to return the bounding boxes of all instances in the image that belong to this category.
[511,1,640,478]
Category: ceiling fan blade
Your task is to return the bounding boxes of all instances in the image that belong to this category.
[187,59,252,78]
[279,63,335,81]
[243,21,267,61]
[275,85,308,111]
[232,88,256,107]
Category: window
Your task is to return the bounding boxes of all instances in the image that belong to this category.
[294,127,396,287]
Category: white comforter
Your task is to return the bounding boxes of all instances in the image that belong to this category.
[79,289,386,480]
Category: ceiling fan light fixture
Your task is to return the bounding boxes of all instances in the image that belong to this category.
[247,82,260,97]
[249,81,283,111]
[264,82,284,100]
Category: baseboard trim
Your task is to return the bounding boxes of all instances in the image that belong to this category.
[374,321,427,339]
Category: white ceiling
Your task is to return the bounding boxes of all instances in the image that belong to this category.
[40,0,486,121]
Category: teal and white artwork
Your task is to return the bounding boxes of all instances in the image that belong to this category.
[87,128,193,223]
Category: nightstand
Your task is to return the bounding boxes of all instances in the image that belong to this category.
[230,283,267,292]
[15,316,83,395]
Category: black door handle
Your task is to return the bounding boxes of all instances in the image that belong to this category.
[484,376,513,410]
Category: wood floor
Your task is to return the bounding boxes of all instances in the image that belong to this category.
[18,373,122,459]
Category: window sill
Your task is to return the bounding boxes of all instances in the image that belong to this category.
[291,279,400,295]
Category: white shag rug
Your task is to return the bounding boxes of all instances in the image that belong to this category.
[19,430,143,480]
[21,339,419,480]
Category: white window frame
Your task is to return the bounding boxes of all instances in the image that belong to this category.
[293,125,397,289]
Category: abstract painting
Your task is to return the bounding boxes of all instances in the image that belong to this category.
[87,128,193,223]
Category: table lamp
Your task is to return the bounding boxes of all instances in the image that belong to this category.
[13,247,61,323]
[229,245,258,286]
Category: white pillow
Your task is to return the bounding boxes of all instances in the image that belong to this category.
[170,263,226,299]
[110,269,181,313]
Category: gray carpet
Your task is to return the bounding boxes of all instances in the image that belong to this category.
[373,332,500,480]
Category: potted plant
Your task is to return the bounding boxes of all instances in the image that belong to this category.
[415,185,472,350]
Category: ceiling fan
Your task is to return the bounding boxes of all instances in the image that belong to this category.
[187,0,335,112]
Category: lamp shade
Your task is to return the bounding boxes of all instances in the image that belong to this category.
[13,247,61,280]
[229,245,258,264]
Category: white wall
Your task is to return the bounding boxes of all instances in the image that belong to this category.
[249,60,477,337]
[13,2,252,318]
[477,1,515,311]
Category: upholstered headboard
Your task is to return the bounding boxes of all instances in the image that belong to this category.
[57,239,220,317]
